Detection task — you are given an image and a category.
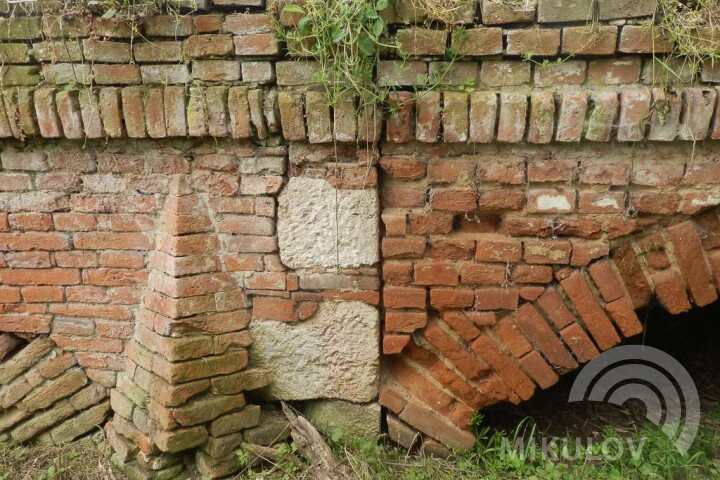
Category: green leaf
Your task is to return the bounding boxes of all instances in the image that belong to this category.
[101,8,116,19]
[332,27,346,43]
[371,18,384,37]
[282,4,305,13]
[358,36,375,56]
[298,17,312,35]
[376,0,389,10]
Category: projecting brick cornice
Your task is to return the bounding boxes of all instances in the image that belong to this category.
[2,85,720,143]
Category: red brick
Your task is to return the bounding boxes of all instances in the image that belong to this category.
[604,296,643,338]
[619,26,672,53]
[55,251,97,268]
[383,262,413,284]
[527,189,576,213]
[500,216,553,237]
[493,315,533,358]
[391,359,474,431]
[459,263,506,285]
[571,240,609,266]
[559,270,620,351]
[252,297,295,322]
[482,62,531,87]
[404,342,491,409]
[383,335,411,354]
[527,81,555,140]
[386,92,415,143]
[0,232,69,251]
[588,260,626,302]
[385,286,426,309]
[429,238,475,260]
[475,235,522,263]
[470,92,498,143]
[0,268,80,285]
[0,286,21,302]
[667,222,718,307]
[470,334,535,401]
[475,287,518,311]
[50,303,131,320]
[407,213,454,235]
[562,26,618,55]
[84,268,147,286]
[382,213,406,236]
[382,237,426,259]
[22,286,63,303]
[453,27,502,56]
[397,28,448,56]
[520,350,559,390]
[386,311,427,333]
[8,213,53,231]
[476,158,525,184]
[476,189,525,211]
[441,311,481,342]
[511,265,553,284]
[99,251,145,269]
[379,387,408,413]
[515,303,577,371]
[5,251,51,268]
[53,213,97,231]
[427,157,474,184]
[506,28,560,56]
[0,314,51,334]
[536,287,576,330]
[524,239,572,265]
[578,191,624,214]
[559,322,599,363]
[73,232,153,250]
[380,156,426,180]
[52,335,124,353]
[520,286,545,301]
[708,250,720,291]
[429,288,474,309]
[553,217,602,239]
[617,86,651,141]
[651,269,691,314]
[611,245,652,309]
[415,262,458,286]
[416,91,441,143]
[423,320,488,380]
[587,57,642,85]
[381,185,426,208]
[580,160,630,185]
[431,189,476,212]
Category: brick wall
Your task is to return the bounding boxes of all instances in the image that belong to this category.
[379,141,720,450]
[1,0,720,476]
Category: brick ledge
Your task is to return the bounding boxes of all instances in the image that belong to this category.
[1,85,719,143]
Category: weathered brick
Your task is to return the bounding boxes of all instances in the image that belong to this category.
[507,28,560,56]
[397,28,448,56]
[559,270,620,350]
[562,26,617,55]
[452,27,502,56]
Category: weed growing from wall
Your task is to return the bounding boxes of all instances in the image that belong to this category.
[272,0,466,121]
[655,0,720,80]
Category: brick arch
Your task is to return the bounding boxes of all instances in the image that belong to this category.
[379,206,720,452]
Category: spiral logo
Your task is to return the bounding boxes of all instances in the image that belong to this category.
[569,345,700,453]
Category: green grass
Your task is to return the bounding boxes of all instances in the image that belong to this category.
[1,409,719,480]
